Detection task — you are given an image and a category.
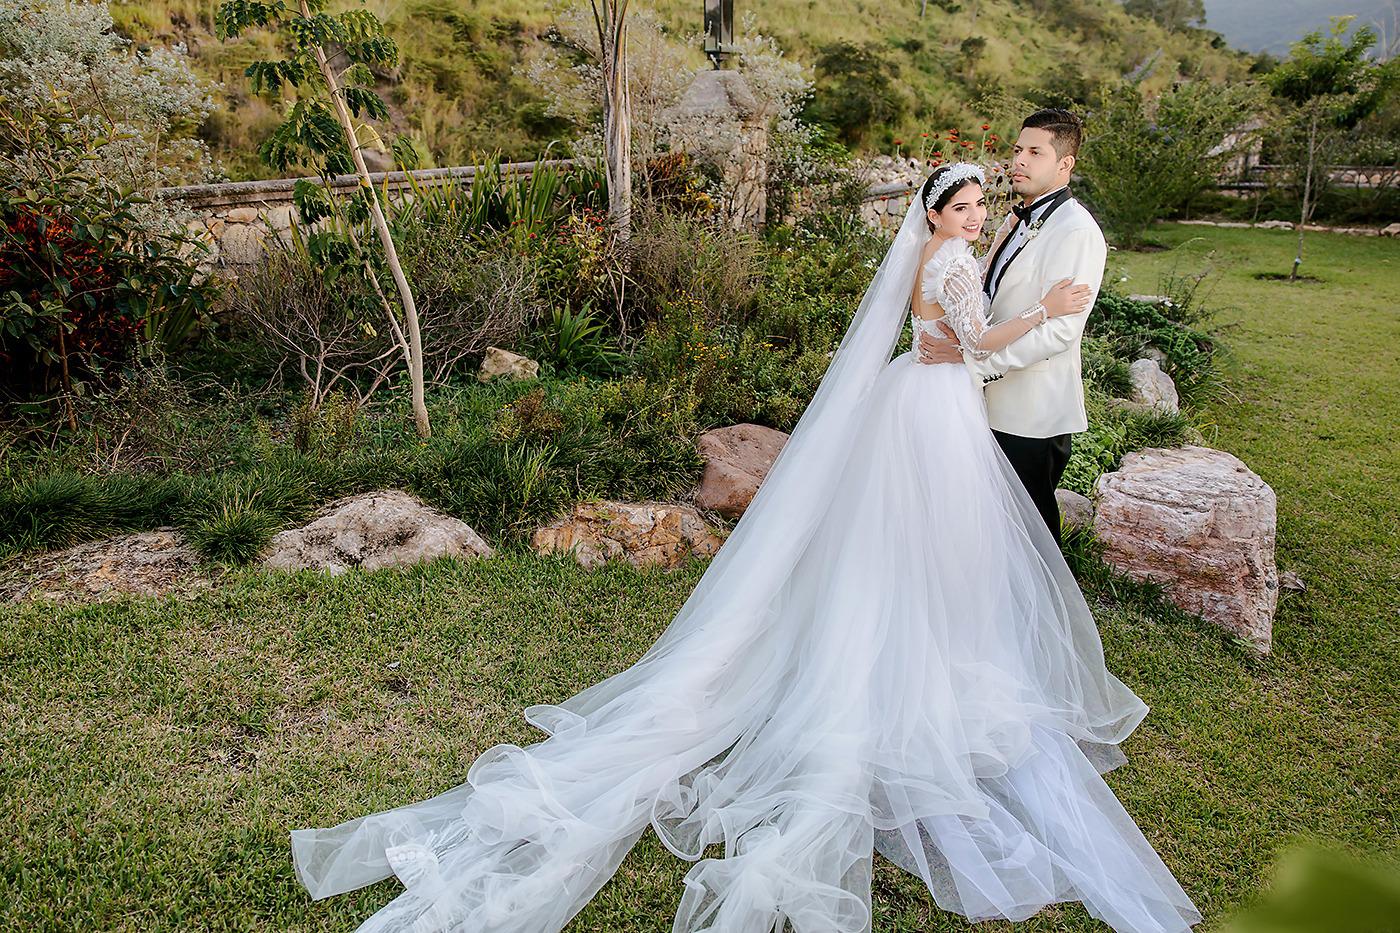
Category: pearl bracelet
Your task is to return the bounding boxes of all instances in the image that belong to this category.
[1017,302,1048,326]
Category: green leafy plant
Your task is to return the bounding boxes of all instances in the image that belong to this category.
[215,0,433,436]
[0,93,216,423]
[533,302,628,377]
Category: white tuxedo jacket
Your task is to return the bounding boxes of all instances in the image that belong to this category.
[965,198,1107,439]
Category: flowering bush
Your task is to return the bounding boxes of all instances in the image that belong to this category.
[0,94,215,409]
[0,0,219,230]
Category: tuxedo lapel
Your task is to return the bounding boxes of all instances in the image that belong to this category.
[982,220,1020,296]
[985,188,1074,298]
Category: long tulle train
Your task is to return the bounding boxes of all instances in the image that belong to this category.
[290,353,1202,932]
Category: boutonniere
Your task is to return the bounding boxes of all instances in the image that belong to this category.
[1025,216,1048,241]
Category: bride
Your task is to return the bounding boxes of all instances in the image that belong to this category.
[289,164,1204,933]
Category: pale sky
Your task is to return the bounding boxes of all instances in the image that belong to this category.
[1201,0,1395,55]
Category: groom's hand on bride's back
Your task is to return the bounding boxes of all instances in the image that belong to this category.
[918,321,963,364]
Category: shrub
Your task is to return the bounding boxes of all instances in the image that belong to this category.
[0,0,219,201]
[0,94,217,410]
[1087,290,1216,402]
[224,238,393,409]
[629,204,763,328]
[1079,80,1261,247]
[802,41,905,145]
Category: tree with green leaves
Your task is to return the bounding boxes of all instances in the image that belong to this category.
[1266,17,1398,280]
[214,0,432,436]
[1079,79,1261,247]
[802,42,904,146]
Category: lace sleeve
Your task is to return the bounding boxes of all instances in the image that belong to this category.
[940,253,994,361]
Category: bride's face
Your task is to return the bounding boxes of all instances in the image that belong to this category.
[929,183,987,242]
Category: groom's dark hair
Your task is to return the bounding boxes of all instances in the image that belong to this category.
[1021,108,1083,160]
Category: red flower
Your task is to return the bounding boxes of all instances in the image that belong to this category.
[894,139,904,145]
[920,132,929,137]
[981,123,991,131]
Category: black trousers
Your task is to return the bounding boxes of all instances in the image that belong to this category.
[993,430,1072,545]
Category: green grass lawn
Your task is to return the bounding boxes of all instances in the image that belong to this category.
[2,224,1397,931]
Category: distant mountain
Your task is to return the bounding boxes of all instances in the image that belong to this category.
[1201,0,1395,56]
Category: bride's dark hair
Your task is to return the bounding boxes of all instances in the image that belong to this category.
[918,166,981,233]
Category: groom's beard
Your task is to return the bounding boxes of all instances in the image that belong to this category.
[1012,177,1051,202]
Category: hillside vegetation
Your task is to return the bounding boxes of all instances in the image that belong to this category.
[109,0,1255,181]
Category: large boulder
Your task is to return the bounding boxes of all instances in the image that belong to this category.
[0,528,210,604]
[263,490,493,574]
[532,500,724,569]
[1093,446,1278,652]
[477,347,539,383]
[1128,358,1180,414]
[695,423,790,518]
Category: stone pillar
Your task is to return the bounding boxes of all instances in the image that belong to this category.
[671,70,769,229]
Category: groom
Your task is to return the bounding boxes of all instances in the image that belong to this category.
[918,108,1107,544]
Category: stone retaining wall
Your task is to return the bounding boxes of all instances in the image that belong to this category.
[160,160,577,273]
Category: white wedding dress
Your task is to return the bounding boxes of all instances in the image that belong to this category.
[290,203,1203,933]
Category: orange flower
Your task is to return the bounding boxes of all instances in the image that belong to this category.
[981,123,991,130]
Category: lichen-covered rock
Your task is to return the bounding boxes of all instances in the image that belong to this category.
[477,346,539,383]
[0,528,210,604]
[1093,446,1277,652]
[262,490,492,574]
[695,423,790,518]
[532,500,724,569]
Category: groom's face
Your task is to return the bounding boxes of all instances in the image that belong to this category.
[1009,127,1070,200]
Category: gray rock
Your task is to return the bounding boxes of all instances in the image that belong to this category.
[1055,488,1095,531]
[477,347,539,383]
[224,206,261,224]
[263,490,493,574]
[1128,358,1180,414]
[217,222,268,265]
[0,527,211,604]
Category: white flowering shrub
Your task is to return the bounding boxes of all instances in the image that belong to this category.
[526,4,824,221]
[0,0,219,229]
[525,4,698,169]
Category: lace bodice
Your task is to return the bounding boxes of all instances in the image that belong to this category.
[915,236,995,361]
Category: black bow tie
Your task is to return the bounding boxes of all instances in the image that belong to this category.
[1013,188,1070,225]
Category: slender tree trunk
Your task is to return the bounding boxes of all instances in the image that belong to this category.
[593,0,632,245]
[1291,108,1318,283]
[301,1,431,437]
[55,320,77,432]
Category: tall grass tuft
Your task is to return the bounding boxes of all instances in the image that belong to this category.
[0,471,179,553]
